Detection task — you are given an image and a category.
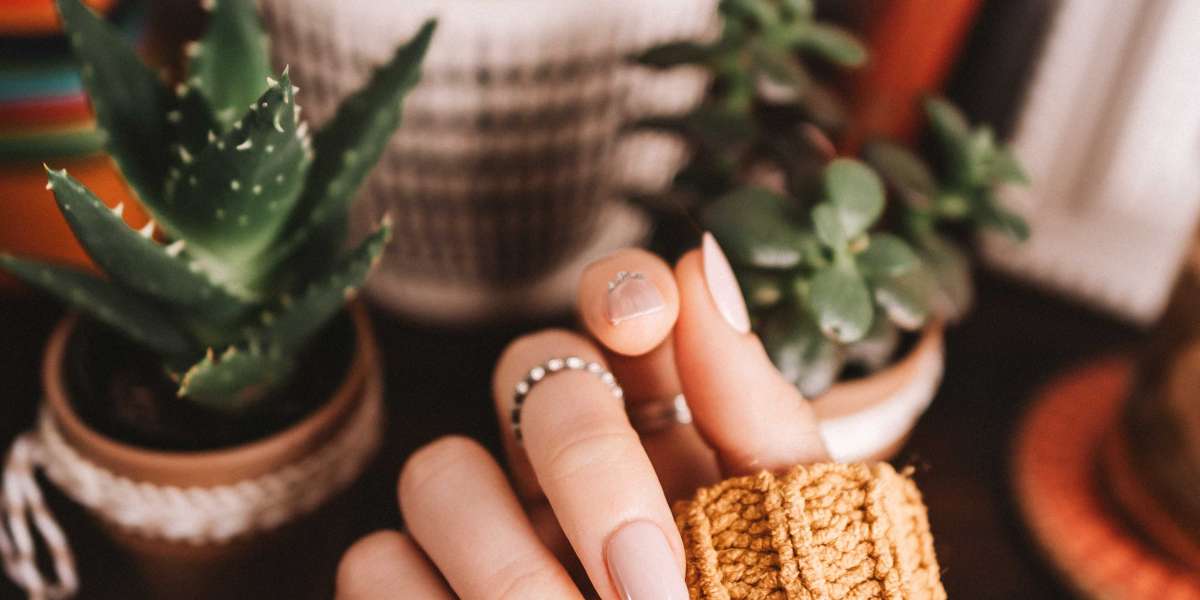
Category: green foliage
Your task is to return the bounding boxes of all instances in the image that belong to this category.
[648,1,1029,395]
[1,0,435,413]
[634,0,867,205]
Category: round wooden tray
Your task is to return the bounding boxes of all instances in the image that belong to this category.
[1012,358,1200,598]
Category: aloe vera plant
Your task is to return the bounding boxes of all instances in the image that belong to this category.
[0,0,435,412]
[638,0,1028,396]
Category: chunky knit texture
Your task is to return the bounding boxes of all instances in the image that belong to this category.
[673,463,945,600]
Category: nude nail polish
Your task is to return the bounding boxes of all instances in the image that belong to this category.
[701,232,751,334]
[607,271,665,325]
[606,521,689,600]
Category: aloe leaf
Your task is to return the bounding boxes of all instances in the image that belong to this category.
[856,233,920,279]
[760,308,843,398]
[57,0,171,204]
[0,255,193,357]
[273,21,434,270]
[177,345,292,411]
[703,187,811,269]
[168,85,220,158]
[187,0,271,130]
[795,23,867,67]
[254,222,390,354]
[45,168,250,323]
[164,71,310,277]
[824,158,884,238]
[807,265,873,342]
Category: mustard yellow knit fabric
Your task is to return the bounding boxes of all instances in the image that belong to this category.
[673,463,945,600]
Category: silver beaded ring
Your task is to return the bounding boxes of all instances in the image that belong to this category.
[511,356,624,441]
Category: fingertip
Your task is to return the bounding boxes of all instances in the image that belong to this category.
[674,247,831,472]
[578,248,679,357]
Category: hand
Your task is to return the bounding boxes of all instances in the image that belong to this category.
[337,236,831,599]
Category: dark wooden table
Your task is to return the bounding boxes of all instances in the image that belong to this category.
[0,267,1141,598]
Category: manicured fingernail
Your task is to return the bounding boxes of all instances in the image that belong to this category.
[607,271,665,325]
[701,232,751,334]
[606,521,688,600]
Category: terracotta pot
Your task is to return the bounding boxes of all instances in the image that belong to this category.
[37,303,383,599]
[811,322,945,463]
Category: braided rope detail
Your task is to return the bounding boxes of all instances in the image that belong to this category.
[37,384,383,544]
[673,463,946,600]
[1,436,76,600]
[2,378,382,599]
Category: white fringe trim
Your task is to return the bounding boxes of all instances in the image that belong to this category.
[1,380,383,599]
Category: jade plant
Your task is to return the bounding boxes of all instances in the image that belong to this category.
[0,0,435,412]
[637,0,1029,396]
[635,0,866,207]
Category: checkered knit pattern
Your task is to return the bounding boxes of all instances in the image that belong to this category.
[260,0,716,287]
[674,463,945,600]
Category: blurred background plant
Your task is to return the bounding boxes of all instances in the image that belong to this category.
[634,0,1029,396]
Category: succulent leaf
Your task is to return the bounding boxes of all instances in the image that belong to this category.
[57,0,172,205]
[752,40,811,93]
[274,21,434,269]
[760,308,843,398]
[990,147,1030,185]
[178,345,292,411]
[872,267,933,330]
[855,233,920,279]
[636,41,716,69]
[254,222,390,354]
[0,255,193,357]
[703,187,811,269]
[46,168,251,323]
[824,158,884,238]
[187,0,272,130]
[923,96,970,148]
[863,140,937,208]
[918,236,973,320]
[737,269,786,309]
[807,265,873,342]
[843,316,899,372]
[794,23,867,67]
[974,195,1030,241]
[812,202,845,249]
[164,71,310,279]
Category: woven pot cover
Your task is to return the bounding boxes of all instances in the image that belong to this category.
[259,0,713,300]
